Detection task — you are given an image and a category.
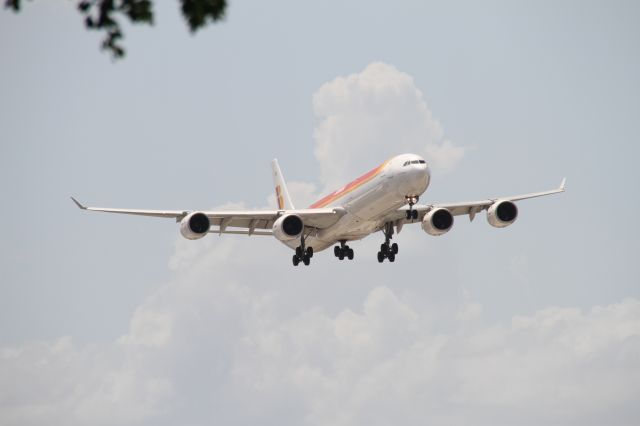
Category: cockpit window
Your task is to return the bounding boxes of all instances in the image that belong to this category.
[403,159,426,166]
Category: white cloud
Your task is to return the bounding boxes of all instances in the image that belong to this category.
[313,62,464,190]
[2,243,639,426]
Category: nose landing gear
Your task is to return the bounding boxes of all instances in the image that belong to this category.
[334,240,354,261]
[405,196,419,220]
[377,223,399,263]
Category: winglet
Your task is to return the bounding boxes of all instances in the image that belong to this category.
[70,196,87,210]
[559,178,567,191]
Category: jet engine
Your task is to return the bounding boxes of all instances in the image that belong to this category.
[487,200,518,228]
[272,214,304,241]
[180,212,211,240]
[422,208,454,236]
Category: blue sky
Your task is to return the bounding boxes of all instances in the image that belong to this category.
[1,1,639,425]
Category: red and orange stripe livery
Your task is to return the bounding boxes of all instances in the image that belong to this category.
[309,159,390,208]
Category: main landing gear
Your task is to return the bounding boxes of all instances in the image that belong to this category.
[334,240,354,261]
[405,195,419,220]
[292,234,313,266]
[377,222,399,263]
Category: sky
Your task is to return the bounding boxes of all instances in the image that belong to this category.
[1,0,639,425]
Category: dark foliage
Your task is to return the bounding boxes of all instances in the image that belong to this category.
[4,0,227,59]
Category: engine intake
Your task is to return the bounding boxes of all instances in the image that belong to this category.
[422,208,454,236]
[272,214,304,241]
[180,212,211,240]
[487,200,518,228]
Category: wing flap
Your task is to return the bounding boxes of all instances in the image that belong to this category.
[208,228,273,236]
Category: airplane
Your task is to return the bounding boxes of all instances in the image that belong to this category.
[71,153,565,266]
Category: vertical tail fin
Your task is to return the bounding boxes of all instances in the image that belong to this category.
[271,159,295,210]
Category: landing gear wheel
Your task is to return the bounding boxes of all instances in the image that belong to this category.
[406,209,419,220]
[294,233,311,266]
[335,241,354,261]
[379,222,399,264]
[405,195,419,220]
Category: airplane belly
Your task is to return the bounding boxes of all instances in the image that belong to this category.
[282,235,333,252]
[316,212,378,243]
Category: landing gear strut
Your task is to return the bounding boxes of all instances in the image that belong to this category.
[292,234,313,266]
[333,240,354,261]
[377,222,399,263]
[405,195,419,220]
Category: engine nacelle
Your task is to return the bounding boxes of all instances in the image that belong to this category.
[487,200,518,228]
[272,214,304,242]
[422,208,454,236]
[180,212,211,240]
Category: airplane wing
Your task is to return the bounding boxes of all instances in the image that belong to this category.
[390,178,566,224]
[202,208,345,232]
[70,197,345,234]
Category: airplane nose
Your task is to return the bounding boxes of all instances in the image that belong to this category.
[400,165,430,196]
[415,166,430,193]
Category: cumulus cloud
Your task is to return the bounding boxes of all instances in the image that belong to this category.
[2,259,639,426]
[256,61,462,208]
[313,62,464,190]
[2,233,640,425]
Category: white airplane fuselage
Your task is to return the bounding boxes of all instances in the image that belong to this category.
[282,153,430,252]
